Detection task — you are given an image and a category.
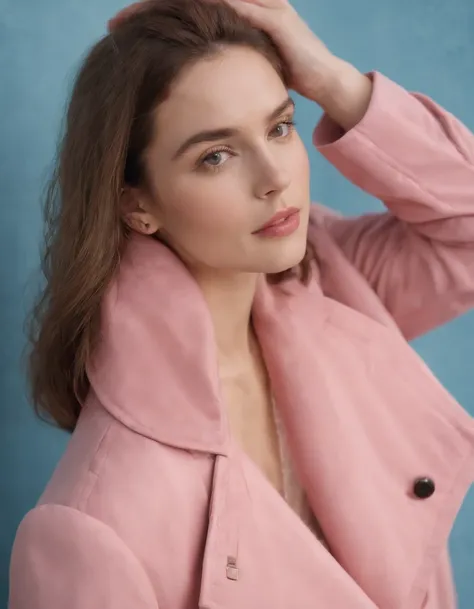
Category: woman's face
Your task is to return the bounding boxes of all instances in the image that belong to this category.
[136,46,311,276]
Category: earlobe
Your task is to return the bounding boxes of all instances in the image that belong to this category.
[123,215,155,234]
[120,187,161,235]
[123,213,161,235]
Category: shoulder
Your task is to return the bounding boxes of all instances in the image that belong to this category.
[10,504,158,607]
[13,502,120,546]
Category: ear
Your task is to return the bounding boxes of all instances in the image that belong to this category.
[120,187,161,236]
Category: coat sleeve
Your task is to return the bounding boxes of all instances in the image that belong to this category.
[9,504,159,609]
[313,72,474,340]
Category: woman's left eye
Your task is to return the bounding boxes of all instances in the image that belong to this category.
[270,120,295,139]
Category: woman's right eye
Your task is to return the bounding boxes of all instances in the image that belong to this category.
[199,148,232,170]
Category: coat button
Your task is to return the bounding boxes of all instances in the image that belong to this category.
[413,477,435,499]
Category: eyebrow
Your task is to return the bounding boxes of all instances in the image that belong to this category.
[172,96,295,160]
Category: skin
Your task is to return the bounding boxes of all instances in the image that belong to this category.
[119,0,374,491]
[140,47,311,278]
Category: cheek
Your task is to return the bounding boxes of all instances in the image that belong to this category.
[154,173,248,241]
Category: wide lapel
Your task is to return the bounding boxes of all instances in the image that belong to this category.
[198,442,381,609]
[252,223,474,609]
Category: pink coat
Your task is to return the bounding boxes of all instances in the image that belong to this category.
[9,73,474,609]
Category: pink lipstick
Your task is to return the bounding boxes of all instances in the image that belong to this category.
[253,207,300,238]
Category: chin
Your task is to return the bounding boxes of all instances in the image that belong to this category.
[258,235,308,275]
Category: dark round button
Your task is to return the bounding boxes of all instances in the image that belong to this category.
[413,477,435,499]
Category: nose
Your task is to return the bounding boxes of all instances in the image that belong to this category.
[252,148,291,200]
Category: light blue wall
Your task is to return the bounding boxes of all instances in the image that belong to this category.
[1,0,473,606]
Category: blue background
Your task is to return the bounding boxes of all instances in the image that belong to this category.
[1,0,473,606]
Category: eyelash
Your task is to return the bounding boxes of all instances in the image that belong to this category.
[197,117,296,173]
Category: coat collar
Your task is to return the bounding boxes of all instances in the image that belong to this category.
[88,233,227,454]
[87,226,329,453]
[86,209,397,453]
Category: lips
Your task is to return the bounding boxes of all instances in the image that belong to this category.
[254,207,300,233]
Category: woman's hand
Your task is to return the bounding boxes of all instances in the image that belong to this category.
[218,0,373,130]
[109,0,374,130]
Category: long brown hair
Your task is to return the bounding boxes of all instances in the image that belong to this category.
[29,0,315,433]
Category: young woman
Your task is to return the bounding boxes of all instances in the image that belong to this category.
[9,0,474,608]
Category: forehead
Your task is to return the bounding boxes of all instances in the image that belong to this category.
[153,47,288,146]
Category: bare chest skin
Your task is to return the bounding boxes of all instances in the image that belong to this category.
[218,331,283,495]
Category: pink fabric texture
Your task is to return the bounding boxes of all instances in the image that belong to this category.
[9,73,474,609]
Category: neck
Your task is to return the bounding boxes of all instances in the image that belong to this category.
[191,267,260,360]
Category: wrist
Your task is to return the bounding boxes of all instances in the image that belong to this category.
[311,58,373,131]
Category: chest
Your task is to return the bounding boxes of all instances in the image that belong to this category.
[218,342,283,495]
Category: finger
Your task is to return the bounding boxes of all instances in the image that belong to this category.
[219,0,263,18]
